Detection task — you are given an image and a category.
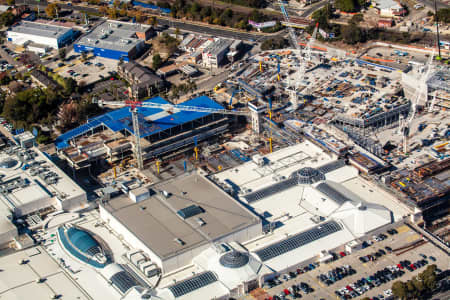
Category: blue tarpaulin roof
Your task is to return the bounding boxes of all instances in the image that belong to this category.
[55,96,223,150]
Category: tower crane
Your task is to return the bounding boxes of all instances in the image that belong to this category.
[93,99,250,169]
[277,0,319,107]
[400,50,434,153]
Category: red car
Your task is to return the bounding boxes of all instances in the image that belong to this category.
[283,289,290,295]
[339,251,346,257]
[346,285,353,292]
[397,263,404,269]
[410,264,416,270]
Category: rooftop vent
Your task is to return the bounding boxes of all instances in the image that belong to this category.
[177,205,204,220]
[174,238,185,246]
[196,217,206,227]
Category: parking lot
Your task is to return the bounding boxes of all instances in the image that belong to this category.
[45,49,118,85]
[262,223,449,299]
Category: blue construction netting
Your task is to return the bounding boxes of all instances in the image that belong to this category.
[356,59,396,72]
[55,96,224,150]
[132,1,171,13]
[58,227,107,268]
[230,149,251,162]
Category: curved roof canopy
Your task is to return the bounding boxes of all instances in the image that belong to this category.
[67,227,102,256]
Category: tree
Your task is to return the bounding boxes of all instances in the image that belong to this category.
[99,6,107,16]
[336,0,359,13]
[392,281,408,300]
[152,53,162,70]
[349,13,364,25]
[342,24,365,44]
[2,88,59,128]
[0,12,15,26]
[175,27,180,39]
[6,0,15,5]
[436,8,450,23]
[58,48,66,60]
[312,5,332,29]
[261,37,288,50]
[45,3,58,18]
[108,8,118,19]
[135,10,144,23]
[148,16,157,26]
[58,101,79,131]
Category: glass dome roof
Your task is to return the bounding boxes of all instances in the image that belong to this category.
[219,251,249,268]
[295,167,325,184]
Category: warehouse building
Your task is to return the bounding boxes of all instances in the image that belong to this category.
[7,21,76,49]
[74,20,152,61]
[55,96,231,169]
[99,173,262,274]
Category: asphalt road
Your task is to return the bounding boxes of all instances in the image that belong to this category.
[300,0,329,18]
[419,0,449,9]
[21,1,285,42]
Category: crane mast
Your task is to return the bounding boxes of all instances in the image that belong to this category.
[400,50,434,153]
[131,107,144,170]
[278,0,319,109]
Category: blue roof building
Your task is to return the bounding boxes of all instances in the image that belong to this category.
[56,96,230,167]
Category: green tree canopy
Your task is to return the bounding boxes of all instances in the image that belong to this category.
[261,37,288,50]
[312,5,333,29]
[0,11,15,26]
[336,0,360,13]
[392,281,408,299]
[436,8,450,23]
[2,88,59,128]
[152,53,162,70]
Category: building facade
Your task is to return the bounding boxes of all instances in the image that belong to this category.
[7,21,75,49]
[74,20,152,61]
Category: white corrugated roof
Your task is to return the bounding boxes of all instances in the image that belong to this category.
[259,223,355,271]
[194,247,272,290]
[376,0,403,10]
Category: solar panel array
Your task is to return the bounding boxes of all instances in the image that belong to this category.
[168,271,218,298]
[244,177,298,203]
[255,221,343,261]
[317,159,346,174]
[177,205,204,219]
[316,182,352,205]
[111,271,139,294]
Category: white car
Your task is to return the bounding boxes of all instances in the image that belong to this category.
[384,289,392,296]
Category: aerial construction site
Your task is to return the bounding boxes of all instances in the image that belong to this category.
[0,1,448,300]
